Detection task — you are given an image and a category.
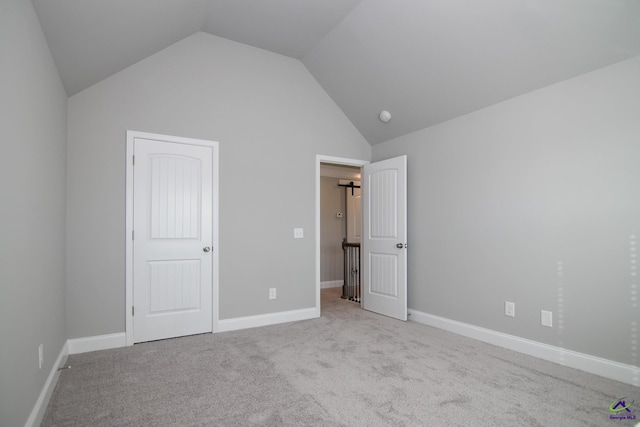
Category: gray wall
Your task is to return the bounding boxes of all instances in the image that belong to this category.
[66,32,371,338]
[0,1,68,426]
[373,55,640,365]
[320,176,346,282]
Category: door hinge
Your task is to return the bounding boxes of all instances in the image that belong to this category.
[132,230,134,240]
[132,306,134,316]
[132,155,135,166]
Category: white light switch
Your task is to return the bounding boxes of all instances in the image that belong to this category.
[505,301,515,317]
[294,228,304,238]
[541,310,553,327]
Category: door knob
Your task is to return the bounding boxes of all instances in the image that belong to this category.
[396,243,404,249]
[203,246,211,253]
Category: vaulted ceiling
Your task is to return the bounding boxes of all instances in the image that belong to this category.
[33,0,640,145]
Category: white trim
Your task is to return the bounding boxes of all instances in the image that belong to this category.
[321,280,343,289]
[125,132,134,345]
[320,164,361,180]
[68,333,127,355]
[408,309,640,387]
[218,307,318,333]
[316,155,369,316]
[125,130,220,345]
[25,342,69,427]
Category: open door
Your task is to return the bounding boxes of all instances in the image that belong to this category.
[362,155,407,320]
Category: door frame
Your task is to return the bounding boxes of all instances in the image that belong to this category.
[315,155,369,313]
[125,130,220,346]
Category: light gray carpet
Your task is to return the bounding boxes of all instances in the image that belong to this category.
[42,288,639,426]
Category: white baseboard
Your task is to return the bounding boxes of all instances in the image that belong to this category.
[25,341,69,427]
[65,308,322,351]
[408,309,639,387]
[25,333,126,427]
[218,307,319,333]
[321,280,343,289]
[68,332,127,354]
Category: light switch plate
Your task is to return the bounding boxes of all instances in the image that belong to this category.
[541,310,553,327]
[505,301,515,317]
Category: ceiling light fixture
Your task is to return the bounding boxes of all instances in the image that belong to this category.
[379,110,392,123]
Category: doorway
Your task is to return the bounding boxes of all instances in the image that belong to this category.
[319,162,363,301]
[316,154,408,321]
[316,156,368,314]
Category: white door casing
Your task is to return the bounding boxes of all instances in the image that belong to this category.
[362,155,407,321]
[126,131,219,344]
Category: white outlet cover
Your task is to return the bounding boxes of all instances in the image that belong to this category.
[294,228,304,238]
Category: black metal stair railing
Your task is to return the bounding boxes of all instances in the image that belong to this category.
[341,239,361,302]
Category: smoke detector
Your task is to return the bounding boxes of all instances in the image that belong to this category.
[379,110,392,123]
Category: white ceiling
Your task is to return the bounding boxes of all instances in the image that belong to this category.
[33,0,640,145]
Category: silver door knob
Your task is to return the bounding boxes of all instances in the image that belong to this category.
[203,246,211,253]
[396,243,404,249]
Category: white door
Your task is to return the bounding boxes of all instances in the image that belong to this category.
[131,135,215,343]
[346,182,361,244]
[362,155,407,320]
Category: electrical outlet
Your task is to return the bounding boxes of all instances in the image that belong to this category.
[269,288,276,300]
[505,301,515,317]
[541,310,553,327]
[38,344,43,370]
[293,228,304,239]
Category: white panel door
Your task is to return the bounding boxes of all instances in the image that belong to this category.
[346,182,361,244]
[133,137,213,343]
[362,156,407,320]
